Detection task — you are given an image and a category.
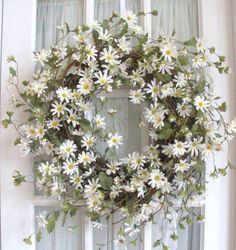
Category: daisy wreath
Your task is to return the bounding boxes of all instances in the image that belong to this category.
[2,10,236,249]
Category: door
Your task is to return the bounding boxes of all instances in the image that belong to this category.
[0,0,235,250]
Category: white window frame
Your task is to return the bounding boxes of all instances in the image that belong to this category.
[0,0,236,250]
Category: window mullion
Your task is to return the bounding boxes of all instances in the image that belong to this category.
[85,0,94,24]
[120,0,126,16]
[144,222,153,250]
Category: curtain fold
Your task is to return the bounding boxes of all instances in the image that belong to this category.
[151,0,199,40]
[36,0,84,50]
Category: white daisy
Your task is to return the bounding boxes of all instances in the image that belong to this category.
[67,110,79,127]
[63,159,79,175]
[122,10,138,27]
[70,174,83,188]
[100,46,119,65]
[77,78,93,95]
[145,79,161,101]
[47,118,62,130]
[107,133,123,149]
[176,103,192,118]
[94,114,106,129]
[84,179,101,196]
[94,70,113,86]
[174,159,190,173]
[36,211,48,228]
[56,87,71,103]
[38,162,56,176]
[51,101,66,117]
[160,43,177,61]
[173,72,187,88]
[194,96,209,112]
[148,169,166,189]
[106,161,119,175]
[129,89,145,104]
[187,137,203,157]
[59,140,77,159]
[78,151,96,166]
[81,134,96,150]
[172,140,187,157]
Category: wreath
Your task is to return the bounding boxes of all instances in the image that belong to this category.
[2,10,236,249]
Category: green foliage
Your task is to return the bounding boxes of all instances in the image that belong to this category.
[99,172,113,190]
[23,235,32,245]
[47,211,60,233]
[12,170,26,186]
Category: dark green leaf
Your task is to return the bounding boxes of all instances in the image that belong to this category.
[78,118,91,131]
[23,235,32,245]
[218,102,226,112]
[36,230,42,242]
[178,55,189,66]
[183,37,196,46]
[1,119,11,128]
[99,172,113,190]
[47,211,60,233]
[9,66,16,77]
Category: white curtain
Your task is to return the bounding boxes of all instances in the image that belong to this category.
[151,0,199,40]
[36,0,84,50]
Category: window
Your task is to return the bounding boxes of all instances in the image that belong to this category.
[32,0,202,249]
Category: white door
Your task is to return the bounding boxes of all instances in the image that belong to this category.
[0,0,235,250]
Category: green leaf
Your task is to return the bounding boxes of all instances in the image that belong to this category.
[23,235,32,245]
[183,37,196,46]
[36,230,42,242]
[126,195,137,213]
[159,128,173,140]
[9,66,17,77]
[12,170,26,186]
[1,119,11,128]
[170,233,178,241]
[155,73,172,83]
[218,102,226,112]
[151,10,158,16]
[194,159,205,172]
[78,118,91,131]
[153,240,161,247]
[47,211,60,233]
[99,172,113,190]
[178,55,189,66]
[6,111,14,118]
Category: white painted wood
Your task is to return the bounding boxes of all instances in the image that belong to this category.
[120,0,126,15]
[200,1,236,250]
[141,0,151,37]
[85,0,94,24]
[0,0,37,249]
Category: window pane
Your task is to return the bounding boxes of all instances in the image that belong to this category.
[93,212,143,250]
[36,0,84,50]
[151,0,199,40]
[95,96,143,158]
[152,208,203,250]
[94,0,120,21]
[35,206,81,250]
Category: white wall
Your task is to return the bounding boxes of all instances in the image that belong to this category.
[0,0,36,249]
[201,1,236,250]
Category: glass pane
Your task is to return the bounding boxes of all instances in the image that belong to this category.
[36,0,84,50]
[93,212,143,250]
[95,96,143,158]
[35,206,81,250]
[151,0,199,40]
[94,0,120,21]
[152,208,203,250]
[126,0,141,13]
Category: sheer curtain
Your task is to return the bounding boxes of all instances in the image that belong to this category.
[151,0,199,40]
[36,0,84,50]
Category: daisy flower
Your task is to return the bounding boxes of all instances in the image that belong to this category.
[51,101,66,117]
[59,140,77,159]
[78,151,96,166]
[81,134,96,150]
[148,169,166,189]
[77,78,93,95]
[160,43,177,61]
[158,60,174,74]
[122,10,138,27]
[194,96,209,112]
[106,161,119,175]
[187,137,203,157]
[172,140,187,157]
[38,162,56,176]
[176,103,192,118]
[27,81,48,97]
[98,29,112,42]
[34,49,49,66]
[107,133,123,149]
[47,118,62,130]
[56,87,71,103]
[63,159,79,175]
[174,159,190,173]
[67,110,79,127]
[70,174,83,188]
[36,211,48,228]
[173,72,187,88]
[85,44,98,61]
[94,70,113,86]
[84,179,101,196]
[129,89,145,104]
[100,46,119,65]
[144,80,161,101]
[94,114,106,129]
